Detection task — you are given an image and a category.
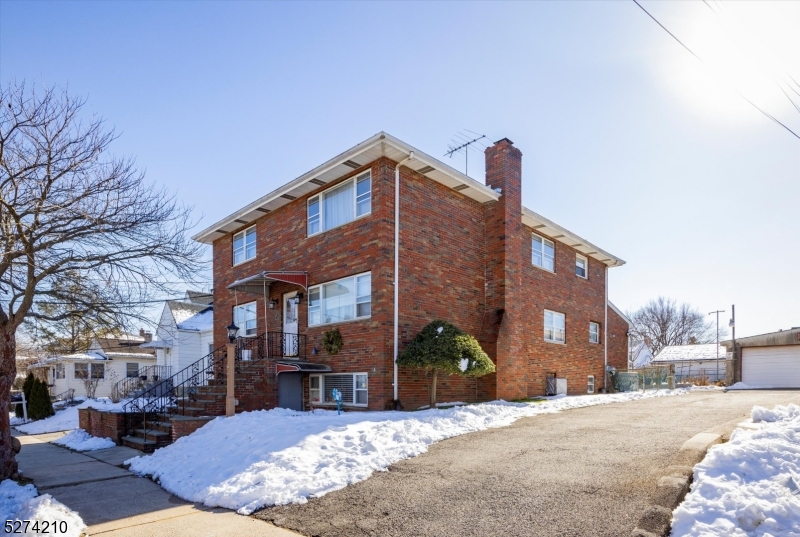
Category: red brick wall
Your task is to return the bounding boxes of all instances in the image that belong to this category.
[607,306,631,372]
[171,417,214,442]
[211,141,622,409]
[78,408,128,444]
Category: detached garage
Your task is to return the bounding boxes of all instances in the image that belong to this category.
[723,327,800,388]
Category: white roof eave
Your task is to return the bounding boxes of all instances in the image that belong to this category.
[522,207,625,267]
[192,132,499,244]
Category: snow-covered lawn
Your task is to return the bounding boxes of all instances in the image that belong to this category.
[128,389,688,515]
[671,403,800,536]
[53,429,116,451]
[14,398,127,435]
[0,480,86,537]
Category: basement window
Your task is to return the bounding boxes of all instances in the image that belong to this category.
[588,375,595,394]
[309,373,368,406]
[532,234,555,272]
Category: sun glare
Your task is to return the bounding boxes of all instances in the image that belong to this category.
[656,1,800,126]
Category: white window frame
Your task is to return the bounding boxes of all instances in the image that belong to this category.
[54,362,65,380]
[544,309,566,344]
[126,363,139,378]
[307,172,371,237]
[309,373,368,407]
[90,363,105,380]
[532,233,555,272]
[589,322,600,344]
[74,362,88,379]
[587,375,595,394]
[233,226,256,266]
[308,272,371,327]
[575,254,588,279]
[233,301,258,337]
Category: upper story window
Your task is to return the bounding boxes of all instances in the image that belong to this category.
[532,234,555,272]
[308,172,371,236]
[589,322,600,344]
[576,254,588,279]
[544,309,565,343]
[308,272,371,326]
[233,301,257,337]
[233,226,256,265]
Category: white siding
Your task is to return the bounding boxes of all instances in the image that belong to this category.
[47,358,156,399]
[742,346,800,388]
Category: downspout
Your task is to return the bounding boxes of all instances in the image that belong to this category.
[604,265,609,392]
[393,152,414,402]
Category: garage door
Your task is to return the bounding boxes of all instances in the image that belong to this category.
[742,346,800,388]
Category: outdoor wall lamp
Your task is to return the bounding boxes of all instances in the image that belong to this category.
[312,346,319,355]
[227,322,239,343]
[289,293,303,305]
[269,299,278,309]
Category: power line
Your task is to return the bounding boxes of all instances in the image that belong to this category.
[632,0,800,141]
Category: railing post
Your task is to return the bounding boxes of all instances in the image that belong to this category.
[226,343,236,417]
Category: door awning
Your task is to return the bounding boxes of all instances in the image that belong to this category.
[227,271,308,295]
[276,360,332,374]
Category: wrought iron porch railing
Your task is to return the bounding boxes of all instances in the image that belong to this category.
[121,331,308,434]
[51,388,75,404]
[111,365,173,401]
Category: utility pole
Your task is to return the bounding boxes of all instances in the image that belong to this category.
[729,305,736,383]
[709,309,725,383]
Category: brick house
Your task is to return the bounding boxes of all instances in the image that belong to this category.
[193,133,629,412]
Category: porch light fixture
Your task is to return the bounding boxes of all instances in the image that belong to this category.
[269,299,278,309]
[227,322,239,343]
[289,293,303,305]
[312,346,319,355]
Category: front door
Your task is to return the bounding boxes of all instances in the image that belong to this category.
[283,292,299,356]
[278,372,303,410]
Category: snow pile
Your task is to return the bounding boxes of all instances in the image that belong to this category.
[0,479,38,521]
[726,382,777,390]
[128,389,688,514]
[671,404,800,536]
[15,398,128,435]
[13,495,86,537]
[0,480,86,537]
[9,413,26,426]
[53,429,115,451]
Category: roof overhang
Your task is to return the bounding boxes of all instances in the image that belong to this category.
[276,360,333,374]
[522,207,625,267]
[192,132,499,244]
[228,271,308,295]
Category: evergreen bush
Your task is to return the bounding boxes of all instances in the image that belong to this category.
[396,320,495,409]
[15,373,36,418]
[28,378,54,421]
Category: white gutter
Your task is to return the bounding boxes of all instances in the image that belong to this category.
[604,267,609,391]
[393,152,414,402]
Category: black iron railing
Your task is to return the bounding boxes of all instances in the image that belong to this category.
[111,365,173,401]
[51,388,75,404]
[121,331,308,436]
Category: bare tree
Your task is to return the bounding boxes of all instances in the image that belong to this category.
[0,82,206,478]
[628,297,720,356]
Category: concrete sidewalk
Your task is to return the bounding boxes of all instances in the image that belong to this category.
[14,431,298,537]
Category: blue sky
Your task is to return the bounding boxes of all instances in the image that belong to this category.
[2,1,798,338]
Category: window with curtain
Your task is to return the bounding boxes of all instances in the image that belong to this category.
[544,310,566,343]
[233,301,257,337]
[308,272,371,326]
[307,172,371,236]
[309,373,368,406]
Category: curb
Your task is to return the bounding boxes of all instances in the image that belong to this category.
[631,432,722,537]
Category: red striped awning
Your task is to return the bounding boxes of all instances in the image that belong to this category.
[227,271,308,295]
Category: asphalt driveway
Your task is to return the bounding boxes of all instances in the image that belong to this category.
[254,389,800,537]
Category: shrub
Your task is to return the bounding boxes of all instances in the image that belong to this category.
[15,373,36,418]
[396,320,495,409]
[28,378,54,421]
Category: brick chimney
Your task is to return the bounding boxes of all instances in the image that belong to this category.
[139,328,153,343]
[483,138,526,401]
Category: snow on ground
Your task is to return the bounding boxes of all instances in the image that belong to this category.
[15,398,128,435]
[128,389,688,515]
[726,382,778,390]
[9,412,26,426]
[671,403,800,536]
[0,480,86,537]
[53,429,115,451]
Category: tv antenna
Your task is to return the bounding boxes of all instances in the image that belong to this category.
[445,131,488,176]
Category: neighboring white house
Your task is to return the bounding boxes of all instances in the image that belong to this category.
[142,291,214,375]
[34,333,156,399]
[629,340,654,369]
[651,343,727,382]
